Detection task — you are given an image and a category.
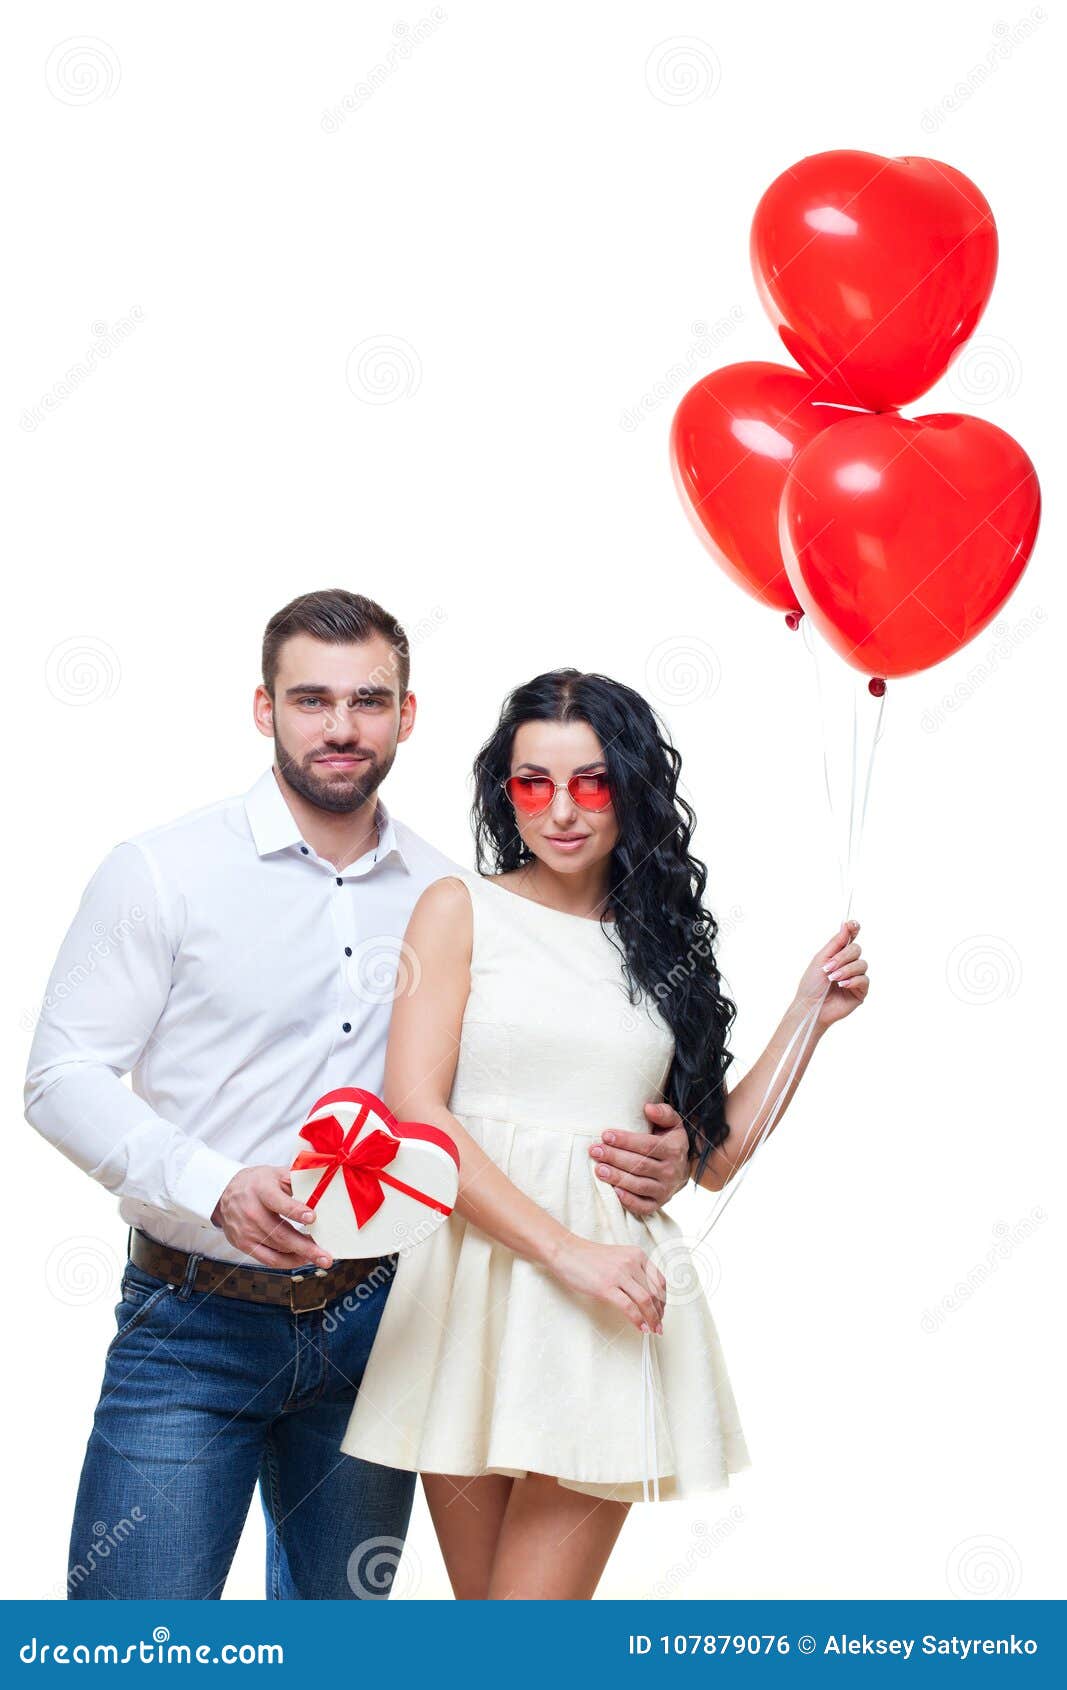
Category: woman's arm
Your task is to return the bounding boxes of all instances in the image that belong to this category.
[693,995,824,1193]
[693,917,869,1194]
[384,877,667,1331]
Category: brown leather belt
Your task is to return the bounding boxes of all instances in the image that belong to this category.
[129,1229,395,1314]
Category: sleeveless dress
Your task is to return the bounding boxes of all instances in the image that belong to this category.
[340,869,751,1502]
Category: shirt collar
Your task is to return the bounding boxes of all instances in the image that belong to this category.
[371,794,408,870]
[243,768,409,872]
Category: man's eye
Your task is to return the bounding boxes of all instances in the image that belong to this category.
[297,697,324,708]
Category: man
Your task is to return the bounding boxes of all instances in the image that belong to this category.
[25,588,692,1600]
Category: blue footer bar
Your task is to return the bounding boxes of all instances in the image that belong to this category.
[4,1600,1065,1684]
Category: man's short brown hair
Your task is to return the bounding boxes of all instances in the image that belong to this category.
[261,589,410,697]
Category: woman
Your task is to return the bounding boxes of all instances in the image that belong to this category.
[341,668,869,1599]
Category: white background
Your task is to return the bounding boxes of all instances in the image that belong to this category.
[4,0,1061,1602]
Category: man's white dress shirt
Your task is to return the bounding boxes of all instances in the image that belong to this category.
[24,768,463,1264]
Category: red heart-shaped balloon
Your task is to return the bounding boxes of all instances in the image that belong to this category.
[751,151,998,411]
[779,413,1040,678]
[670,361,854,614]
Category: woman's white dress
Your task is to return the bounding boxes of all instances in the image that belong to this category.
[340,869,751,1502]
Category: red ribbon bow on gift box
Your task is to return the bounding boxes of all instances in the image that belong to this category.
[292,1114,401,1227]
[292,1095,455,1229]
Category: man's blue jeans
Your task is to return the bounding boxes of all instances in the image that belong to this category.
[67,1243,416,1599]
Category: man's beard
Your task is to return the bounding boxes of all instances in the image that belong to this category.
[275,730,395,814]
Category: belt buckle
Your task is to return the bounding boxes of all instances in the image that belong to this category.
[289,1271,329,1314]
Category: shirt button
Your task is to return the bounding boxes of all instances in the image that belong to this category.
[300,846,309,855]
[344,946,352,957]
[336,877,343,886]
[342,1022,352,1033]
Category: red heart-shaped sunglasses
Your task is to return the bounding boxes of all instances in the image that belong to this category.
[503,773,613,817]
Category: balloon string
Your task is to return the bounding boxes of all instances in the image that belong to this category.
[640,1329,661,1502]
[690,989,825,1250]
[650,629,887,1489]
[689,632,887,1251]
[850,674,887,917]
[801,615,843,902]
[845,678,859,906]
[801,619,887,915]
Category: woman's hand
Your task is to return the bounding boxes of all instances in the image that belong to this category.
[546,1236,667,1334]
[795,917,870,1030]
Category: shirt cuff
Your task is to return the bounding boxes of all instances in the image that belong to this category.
[170,1144,246,1227]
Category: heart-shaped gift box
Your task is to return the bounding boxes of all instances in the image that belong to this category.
[289,1088,460,1259]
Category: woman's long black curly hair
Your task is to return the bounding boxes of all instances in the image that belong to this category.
[471,668,737,1182]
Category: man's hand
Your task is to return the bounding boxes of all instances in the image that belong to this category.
[211,1166,333,1270]
[588,1103,691,1216]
